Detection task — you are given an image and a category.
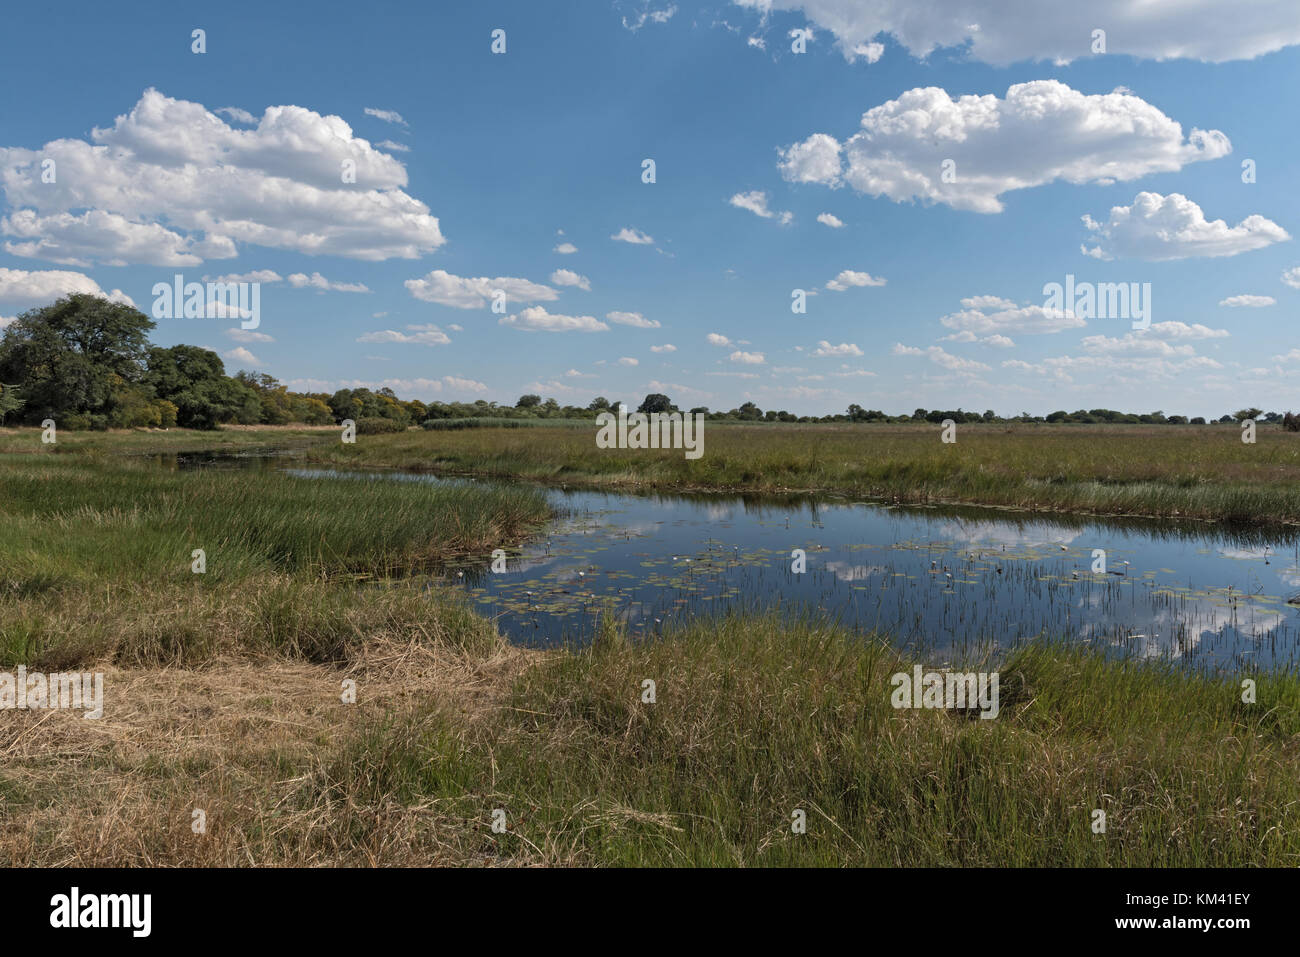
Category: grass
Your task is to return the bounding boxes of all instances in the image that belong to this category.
[4,611,1298,866]
[300,421,1300,525]
[3,428,1299,866]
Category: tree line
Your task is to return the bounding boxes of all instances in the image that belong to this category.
[0,295,1293,431]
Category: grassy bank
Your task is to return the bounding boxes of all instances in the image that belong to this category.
[3,611,1298,866]
[6,421,1300,524]
[302,422,1300,525]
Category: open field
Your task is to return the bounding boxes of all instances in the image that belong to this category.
[2,434,1299,866]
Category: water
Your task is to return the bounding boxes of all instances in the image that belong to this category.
[166,453,1300,670]
[280,466,1300,671]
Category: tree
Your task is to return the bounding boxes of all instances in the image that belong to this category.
[145,345,258,429]
[0,294,155,423]
[588,396,611,412]
[0,383,24,424]
[516,394,541,409]
[637,393,674,414]
[1234,408,1263,422]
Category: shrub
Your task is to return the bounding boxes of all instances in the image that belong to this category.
[355,417,405,435]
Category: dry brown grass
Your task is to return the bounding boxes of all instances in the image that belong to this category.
[0,636,542,866]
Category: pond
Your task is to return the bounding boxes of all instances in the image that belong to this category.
[265,463,1300,671]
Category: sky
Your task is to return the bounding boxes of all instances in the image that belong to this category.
[1,0,1299,418]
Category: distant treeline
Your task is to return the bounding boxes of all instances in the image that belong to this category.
[0,295,1296,431]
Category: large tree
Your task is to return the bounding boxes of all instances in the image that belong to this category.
[145,345,260,429]
[0,294,155,423]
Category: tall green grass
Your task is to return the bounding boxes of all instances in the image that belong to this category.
[317,613,1300,866]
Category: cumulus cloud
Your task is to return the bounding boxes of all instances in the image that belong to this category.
[729,350,766,364]
[209,269,282,284]
[779,81,1230,214]
[825,269,885,291]
[892,342,990,372]
[611,227,654,244]
[0,90,444,266]
[618,356,639,366]
[729,190,793,225]
[0,267,136,312]
[606,310,660,328]
[1082,192,1289,261]
[404,269,557,308]
[706,333,733,347]
[499,306,609,333]
[1282,267,1300,289]
[215,107,257,125]
[816,212,844,228]
[356,323,451,346]
[811,340,863,357]
[550,268,591,291]
[940,295,1084,335]
[288,272,370,293]
[731,0,1300,65]
[554,242,578,254]
[651,343,677,352]
[1146,321,1229,339]
[1219,294,1275,308]
[223,346,261,365]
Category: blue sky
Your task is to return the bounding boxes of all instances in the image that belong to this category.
[2,0,1299,417]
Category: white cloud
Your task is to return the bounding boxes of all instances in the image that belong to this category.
[404,269,557,309]
[892,343,990,372]
[1219,294,1275,308]
[729,350,766,364]
[364,107,407,126]
[731,0,1300,65]
[729,190,793,225]
[779,81,1230,214]
[940,295,1084,335]
[554,242,578,254]
[825,269,886,291]
[606,310,661,328]
[1147,321,1229,340]
[1079,333,1195,357]
[223,346,261,365]
[225,328,275,343]
[981,334,1015,349]
[623,3,678,31]
[611,227,654,244]
[816,212,844,228]
[1082,192,1289,261]
[618,356,639,366]
[811,340,863,357]
[651,343,677,352]
[499,306,609,333]
[0,267,136,311]
[287,376,486,397]
[1281,267,1300,289]
[550,268,591,291]
[0,89,444,264]
[288,272,370,293]
[356,323,452,346]
[376,140,410,153]
[706,333,733,347]
[209,269,282,284]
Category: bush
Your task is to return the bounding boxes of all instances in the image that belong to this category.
[1284,412,1300,433]
[355,417,405,435]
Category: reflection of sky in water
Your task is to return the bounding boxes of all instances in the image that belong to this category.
[282,468,1300,672]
